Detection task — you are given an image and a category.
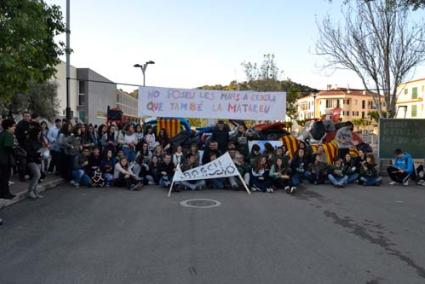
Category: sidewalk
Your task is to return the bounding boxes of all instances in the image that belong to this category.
[0,176,64,209]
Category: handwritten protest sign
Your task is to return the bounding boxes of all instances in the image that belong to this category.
[168,152,250,196]
[138,86,286,120]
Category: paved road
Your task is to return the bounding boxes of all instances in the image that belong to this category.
[1,183,425,284]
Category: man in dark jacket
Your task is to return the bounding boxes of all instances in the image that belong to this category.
[211,120,230,154]
[15,111,31,181]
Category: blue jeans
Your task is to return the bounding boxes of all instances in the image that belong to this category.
[72,169,90,186]
[291,171,312,186]
[159,176,171,188]
[328,174,348,186]
[347,173,359,184]
[209,178,225,189]
[123,147,136,162]
[360,176,382,186]
[103,173,114,186]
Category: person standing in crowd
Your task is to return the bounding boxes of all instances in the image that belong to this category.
[387,148,414,186]
[335,121,354,159]
[24,122,44,199]
[101,149,116,187]
[158,154,175,188]
[359,154,382,186]
[211,120,229,154]
[235,124,249,158]
[47,119,62,173]
[114,157,140,190]
[270,156,293,192]
[71,147,91,188]
[0,119,16,200]
[57,123,78,181]
[250,155,273,193]
[15,111,31,181]
[88,124,98,147]
[328,158,348,188]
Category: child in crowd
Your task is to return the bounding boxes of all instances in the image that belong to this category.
[290,149,311,188]
[309,154,328,185]
[173,145,185,166]
[158,154,175,188]
[359,153,382,186]
[230,152,250,190]
[101,150,116,187]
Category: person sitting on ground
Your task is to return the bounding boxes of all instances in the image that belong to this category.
[177,153,206,191]
[274,146,289,166]
[229,152,250,190]
[308,154,328,185]
[290,149,311,188]
[71,147,92,188]
[270,156,293,193]
[173,145,185,166]
[227,141,238,159]
[100,149,116,187]
[114,157,140,190]
[343,153,360,184]
[207,152,225,189]
[263,142,276,166]
[415,164,425,186]
[387,148,414,186]
[250,155,273,193]
[158,128,171,154]
[158,154,175,188]
[328,158,348,188]
[359,153,382,186]
[122,124,138,162]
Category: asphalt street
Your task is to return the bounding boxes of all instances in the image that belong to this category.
[1,182,425,284]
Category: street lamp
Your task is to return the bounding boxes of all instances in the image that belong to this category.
[134,61,155,86]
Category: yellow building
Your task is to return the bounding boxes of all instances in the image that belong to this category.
[396,78,425,119]
[296,87,380,121]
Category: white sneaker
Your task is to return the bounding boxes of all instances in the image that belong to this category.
[290,187,296,194]
[403,180,409,186]
[284,186,290,192]
[28,191,37,199]
[389,181,397,185]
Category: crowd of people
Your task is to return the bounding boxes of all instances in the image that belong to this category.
[1,113,425,203]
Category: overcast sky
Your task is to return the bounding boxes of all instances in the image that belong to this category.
[46,0,425,91]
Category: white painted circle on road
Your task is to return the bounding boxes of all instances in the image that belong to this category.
[180,199,221,209]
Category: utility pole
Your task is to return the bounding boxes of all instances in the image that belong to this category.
[65,0,72,120]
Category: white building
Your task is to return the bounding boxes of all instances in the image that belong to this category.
[396,78,425,119]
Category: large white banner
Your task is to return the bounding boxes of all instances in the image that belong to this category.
[173,152,238,182]
[138,86,286,120]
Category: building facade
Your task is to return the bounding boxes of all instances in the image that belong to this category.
[116,89,139,119]
[52,61,78,118]
[296,87,380,121]
[396,78,425,119]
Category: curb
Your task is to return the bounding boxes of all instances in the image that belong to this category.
[0,177,64,209]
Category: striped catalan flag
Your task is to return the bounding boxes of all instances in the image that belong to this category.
[281,135,300,160]
[311,143,338,164]
[157,118,181,138]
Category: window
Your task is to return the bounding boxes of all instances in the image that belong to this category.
[412,87,418,99]
[404,88,408,95]
[346,99,350,105]
[326,99,331,108]
[362,112,365,118]
[79,81,86,94]
[78,94,85,106]
[362,100,366,109]
[412,105,417,117]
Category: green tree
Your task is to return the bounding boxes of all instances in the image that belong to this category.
[0,0,65,105]
[10,81,60,120]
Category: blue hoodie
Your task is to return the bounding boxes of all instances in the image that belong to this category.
[393,153,414,174]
